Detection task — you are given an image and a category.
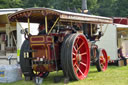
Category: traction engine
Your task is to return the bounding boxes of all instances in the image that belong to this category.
[8,8,112,82]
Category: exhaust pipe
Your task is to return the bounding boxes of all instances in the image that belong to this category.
[82,0,88,13]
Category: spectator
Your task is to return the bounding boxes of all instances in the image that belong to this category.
[118,46,127,66]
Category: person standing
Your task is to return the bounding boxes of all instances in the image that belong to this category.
[118,46,127,66]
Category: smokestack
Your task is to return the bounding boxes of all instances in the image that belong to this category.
[82,0,88,13]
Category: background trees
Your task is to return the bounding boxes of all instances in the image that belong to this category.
[0,0,23,8]
[0,0,128,17]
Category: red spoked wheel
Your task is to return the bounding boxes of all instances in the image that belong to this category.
[96,48,108,72]
[61,34,90,80]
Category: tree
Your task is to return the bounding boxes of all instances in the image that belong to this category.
[9,0,23,8]
[0,0,23,8]
[113,0,128,17]
[0,0,127,17]
[91,0,116,17]
[0,0,10,8]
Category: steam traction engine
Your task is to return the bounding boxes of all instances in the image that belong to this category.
[8,8,112,81]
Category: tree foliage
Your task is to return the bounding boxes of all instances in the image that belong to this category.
[113,0,128,17]
[0,0,128,17]
[0,0,23,8]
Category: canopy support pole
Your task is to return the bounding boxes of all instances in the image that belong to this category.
[16,20,24,30]
[91,24,93,36]
[27,18,30,34]
[48,17,59,34]
[100,23,102,32]
[45,16,48,33]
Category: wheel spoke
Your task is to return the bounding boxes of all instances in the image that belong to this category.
[72,57,76,61]
[72,52,76,56]
[100,56,106,64]
[101,56,105,60]
[100,59,105,68]
[80,52,87,56]
[75,43,79,49]
[100,57,103,61]
[73,66,77,72]
[103,59,106,64]
[75,37,80,46]
[73,62,77,67]
[80,62,87,67]
[77,42,84,51]
[101,63,105,68]
[100,59,103,64]
[76,65,85,77]
[100,61,103,65]
[73,46,77,52]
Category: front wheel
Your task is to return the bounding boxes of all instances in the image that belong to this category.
[61,34,90,80]
[96,48,108,72]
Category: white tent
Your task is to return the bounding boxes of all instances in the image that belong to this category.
[0,8,23,64]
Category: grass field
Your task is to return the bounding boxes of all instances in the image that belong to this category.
[1,65,128,85]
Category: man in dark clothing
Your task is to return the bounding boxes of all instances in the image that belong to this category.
[118,46,127,66]
[38,24,46,35]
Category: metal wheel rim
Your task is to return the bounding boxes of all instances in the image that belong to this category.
[71,35,90,80]
[99,49,108,71]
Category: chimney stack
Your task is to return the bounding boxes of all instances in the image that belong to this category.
[82,0,88,13]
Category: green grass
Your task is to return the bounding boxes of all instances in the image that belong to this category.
[1,66,128,85]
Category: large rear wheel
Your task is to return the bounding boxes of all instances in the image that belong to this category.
[96,48,108,72]
[61,34,90,80]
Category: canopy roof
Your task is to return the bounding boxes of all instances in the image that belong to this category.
[8,8,113,24]
[0,8,23,24]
